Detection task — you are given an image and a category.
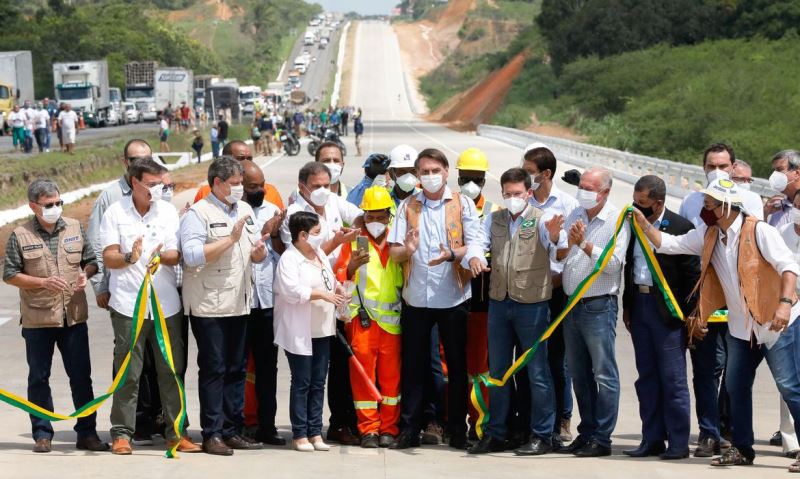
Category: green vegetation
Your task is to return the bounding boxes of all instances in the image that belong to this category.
[469,0,541,21]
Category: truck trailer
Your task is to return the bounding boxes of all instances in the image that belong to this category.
[0,51,34,116]
[53,60,111,127]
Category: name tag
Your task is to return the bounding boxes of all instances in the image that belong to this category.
[63,235,80,244]
[22,244,43,251]
[210,222,228,228]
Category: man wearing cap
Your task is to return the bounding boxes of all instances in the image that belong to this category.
[521,143,579,445]
[347,153,391,208]
[388,144,420,209]
[633,177,800,470]
[334,186,404,448]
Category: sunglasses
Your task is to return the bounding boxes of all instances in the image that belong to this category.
[38,200,64,209]
[458,176,485,186]
[234,155,254,162]
[321,267,332,291]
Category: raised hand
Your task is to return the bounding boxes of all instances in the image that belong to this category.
[261,210,284,237]
[130,236,144,264]
[347,248,370,277]
[428,243,451,267]
[405,228,420,255]
[545,214,564,242]
[231,216,248,243]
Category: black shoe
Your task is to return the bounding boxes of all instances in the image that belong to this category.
[224,435,263,450]
[514,438,552,456]
[255,432,287,446]
[694,437,721,458]
[559,436,589,454]
[361,434,379,448]
[389,430,420,450]
[468,426,479,442]
[574,439,612,457]
[203,437,233,456]
[76,435,110,452]
[448,434,470,450]
[551,436,565,453]
[623,441,666,457]
[378,434,395,448]
[327,426,361,446]
[660,448,690,460]
[771,431,783,447]
[468,435,506,454]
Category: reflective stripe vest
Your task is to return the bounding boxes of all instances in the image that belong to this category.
[335,236,403,334]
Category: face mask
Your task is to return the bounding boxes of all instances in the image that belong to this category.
[531,175,542,191]
[576,188,599,210]
[420,174,443,194]
[325,163,342,184]
[309,186,331,206]
[770,170,789,192]
[504,196,527,215]
[365,222,387,238]
[395,173,418,192]
[161,188,173,203]
[736,181,751,191]
[793,208,800,226]
[372,175,388,188]
[245,189,265,208]
[42,205,62,224]
[148,184,163,203]
[633,203,654,219]
[226,184,244,204]
[460,181,482,200]
[706,168,729,185]
[306,232,324,249]
[700,206,719,227]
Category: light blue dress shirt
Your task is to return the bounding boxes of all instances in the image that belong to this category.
[180,192,238,267]
[631,209,664,287]
[251,201,281,310]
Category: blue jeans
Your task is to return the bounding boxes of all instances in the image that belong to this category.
[689,323,726,441]
[725,319,800,458]
[286,337,331,439]
[564,295,620,448]
[211,141,220,158]
[22,322,98,441]
[486,298,555,442]
[548,287,573,424]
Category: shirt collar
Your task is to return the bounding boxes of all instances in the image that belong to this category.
[654,208,666,227]
[119,175,132,195]
[122,195,156,219]
[207,190,238,214]
[416,186,453,205]
[585,201,615,223]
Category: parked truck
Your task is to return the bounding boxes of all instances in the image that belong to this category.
[53,60,111,127]
[205,79,240,121]
[194,74,222,91]
[0,51,34,117]
[154,67,194,114]
[290,90,306,105]
[125,61,158,121]
[239,85,261,116]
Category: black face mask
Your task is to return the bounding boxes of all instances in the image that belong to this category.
[245,189,265,208]
[633,203,654,219]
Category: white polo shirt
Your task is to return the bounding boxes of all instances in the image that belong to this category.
[99,196,182,318]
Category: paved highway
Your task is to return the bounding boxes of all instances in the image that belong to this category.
[280,22,342,110]
[0,20,787,479]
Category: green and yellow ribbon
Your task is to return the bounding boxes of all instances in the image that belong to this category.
[471,206,687,438]
[0,256,186,458]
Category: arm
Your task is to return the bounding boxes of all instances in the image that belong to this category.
[388,202,416,263]
[180,209,210,267]
[78,225,98,279]
[87,192,111,294]
[459,197,483,264]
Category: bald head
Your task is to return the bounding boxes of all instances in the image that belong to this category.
[223,141,251,160]
[123,139,152,167]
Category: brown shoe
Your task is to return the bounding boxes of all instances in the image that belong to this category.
[559,418,573,442]
[167,436,202,453]
[224,435,263,450]
[327,426,360,446]
[76,435,110,452]
[32,438,51,453]
[203,436,233,456]
[111,438,133,455]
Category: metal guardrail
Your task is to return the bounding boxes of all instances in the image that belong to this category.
[477,124,775,200]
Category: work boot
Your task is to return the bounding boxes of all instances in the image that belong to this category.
[378,434,395,448]
[111,438,132,455]
[389,430,420,450]
[32,438,51,453]
[361,433,379,448]
[167,436,202,453]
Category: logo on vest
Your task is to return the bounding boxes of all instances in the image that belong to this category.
[521,219,536,230]
[63,235,80,243]
[22,244,43,251]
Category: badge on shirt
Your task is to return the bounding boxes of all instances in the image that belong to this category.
[521,219,536,230]
[63,235,80,244]
[22,244,43,251]
[210,222,228,228]
[245,217,254,226]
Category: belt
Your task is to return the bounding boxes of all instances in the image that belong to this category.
[577,294,612,304]
[636,285,654,294]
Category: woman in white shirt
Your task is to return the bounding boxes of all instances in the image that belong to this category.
[274,211,346,452]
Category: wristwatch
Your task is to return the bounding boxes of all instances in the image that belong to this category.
[779,297,794,305]
[579,240,588,250]
[446,249,455,262]
[124,252,134,264]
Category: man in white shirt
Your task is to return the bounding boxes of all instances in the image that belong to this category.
[99,157,200,455]
[8,105,26,151]
[766,150,800,228]
[633,178,800,470]
[58,103,79,154]
[33,103,50,153]
[554,167,630,457]
[729,160,765,220]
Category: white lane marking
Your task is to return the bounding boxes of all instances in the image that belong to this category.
[257,152,286,169]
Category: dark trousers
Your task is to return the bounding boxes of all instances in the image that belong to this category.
[34,127,47,152]
[423,323,447,428]
[400,302,469,438]
[190,315,248,440]
[247,308,279,437]
[22,322,98,441]
[630,290,690,450]
[547,287,573,427]
[689,322,726,441]
[286,337,331,439]
[328,321,357,431]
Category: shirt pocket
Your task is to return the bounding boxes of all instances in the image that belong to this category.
[62,242,82,265]
[208,223,232,241]
[118,221,142,253]
[201,269,238,310]
[21,246,48,277]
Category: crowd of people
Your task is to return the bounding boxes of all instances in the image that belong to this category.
[6,134,800,473]
[2,100,81,154]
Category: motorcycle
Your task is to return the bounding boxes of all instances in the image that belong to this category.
[307,126,347,157]
[278,126,300,156]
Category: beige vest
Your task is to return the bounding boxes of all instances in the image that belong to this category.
[488,206,552,303]
[14,217,88,328]
[182,197,257,317]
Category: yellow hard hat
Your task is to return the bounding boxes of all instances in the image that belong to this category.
[457,148,489,171]
[360,186,394,211]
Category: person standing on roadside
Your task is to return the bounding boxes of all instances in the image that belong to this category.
[354,116,364,156]
[218,116,229,150]
[8,105,26,151]
[159,114,170,153]
[58,103,79,154]
[33,103,50,153]
[192,128,204,162]
[341,108,349,136]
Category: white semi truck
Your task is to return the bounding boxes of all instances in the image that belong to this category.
[154,67,194,114]
[0,51,34,117]
[125,61,158,121]
[52,60,111,127]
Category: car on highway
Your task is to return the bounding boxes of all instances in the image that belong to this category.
[122,101,143,123]
[320,38,328,49]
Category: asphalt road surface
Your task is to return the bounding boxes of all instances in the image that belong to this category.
[0,20,789,478]
[281,23,341,110]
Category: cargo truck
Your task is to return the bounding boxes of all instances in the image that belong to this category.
[154,67,194,114]
[205,79,240,121]
[290,90,306,105]
[0,51,34,116]
[239,85,261,116]
[125,61,158,121]
[53,60,111,127]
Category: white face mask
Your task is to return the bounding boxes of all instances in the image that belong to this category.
[420,174,444,194]
[706,168,730,185]
[395,172,418,192]
[736,180,751,191]
[504,196,527,215]
[148,184,163,203]
[576,188,600,210]
[41,205,62,224]
[793,207,800,226]
[460,181,482,200]
[365,222,387,238]
[306,232,324,250]
[372,175,388,188]
[309,186,331,207]
[770,170,789,192]
[531,178,541,191]
[161,189,173,203]
[225,184,244,204]
[325,163,342,184]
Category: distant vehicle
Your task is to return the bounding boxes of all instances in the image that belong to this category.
[239,85,261,115]
[125,61,158,121]
[122,101,143,123]
[293,57,308,74]
[304,31,315,45]
[205,79,240,120]
[154,67,193,114]
[265,81,285,107]
[278,128,300,156]
[109,87,122,110]
[194,74,222,91]
[290,90,306,105]
[319,38,328,49]
[309,19,321,27]
[106,106,121,126]
[0,51,33,117]
[53,60,111,127]
[307,127,346,157]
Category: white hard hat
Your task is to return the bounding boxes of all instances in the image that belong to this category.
[389,144,418,169]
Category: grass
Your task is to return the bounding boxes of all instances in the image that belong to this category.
[469,0,541,24]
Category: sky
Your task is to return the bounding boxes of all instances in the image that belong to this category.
[306,0,398,15]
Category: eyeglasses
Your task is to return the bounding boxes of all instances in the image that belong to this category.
[162,184,176,193]
[731,176,753,184]
[321,267,332,291]
[458,176,485,186]
[37,200,64,209]
[234,155,253,162]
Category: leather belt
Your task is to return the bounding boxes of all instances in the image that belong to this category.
[577,294,612,304]
[636,285,653,294]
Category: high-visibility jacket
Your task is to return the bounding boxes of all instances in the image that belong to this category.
[334,234,403,335]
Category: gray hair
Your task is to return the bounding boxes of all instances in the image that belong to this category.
[732,159,751,173]
[27,179,60,202]
[772,150,800,171]
[584,167,613,190]
[207,156,244,186]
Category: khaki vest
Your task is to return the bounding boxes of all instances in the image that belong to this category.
[692,214,795,329]
[488,206,552,303]
[403,193,472,289]
[182,197,257,317]
[14,217,88,328]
